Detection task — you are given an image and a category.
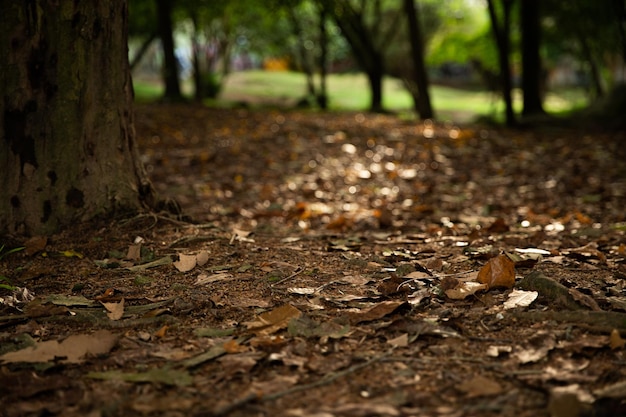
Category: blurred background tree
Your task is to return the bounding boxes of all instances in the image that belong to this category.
[128,0,626,124]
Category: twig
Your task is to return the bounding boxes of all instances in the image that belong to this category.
[270,267,304,287]
[211,350,391,416]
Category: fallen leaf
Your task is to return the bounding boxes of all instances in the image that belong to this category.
[126,244,141,261]
[487,217,509,233]
[59,250,84,259]
[610,329,625,350]
[154,325,169,338]
[348,300,405,324]
[457,375,503,397]
[445,282,488,300]
[0,330,118,364]
[174,253,197,272]
[24,236,47,256]
[196,250,209,266]
[503,290,538,310]
[245,304,302,335]
[101,298,125,321]
[223,339,248,353]
[486,345,512,357]
[387,333,409,347]
[514,332,556,364]
[477,254,515,289]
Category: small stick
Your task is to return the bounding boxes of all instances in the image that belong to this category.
[270,267,304,287]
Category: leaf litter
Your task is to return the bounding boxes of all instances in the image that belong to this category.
[0,104,625,416]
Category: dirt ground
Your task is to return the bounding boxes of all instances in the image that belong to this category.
[1,103,626,417]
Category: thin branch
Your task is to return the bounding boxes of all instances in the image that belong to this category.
[270,267,304,286]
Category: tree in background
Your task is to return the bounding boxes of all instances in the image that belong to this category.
[156,0,182,100]
[319,0,403,112]
[270,0,331,108]
[520,0,544,116]
[180,0,232,101]
[0,1,157,235]
[486,0,515,126]
[543,0,625,100]
[403,0,434,119]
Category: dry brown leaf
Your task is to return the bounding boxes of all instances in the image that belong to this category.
[477,254,515,289]
[0,330,118,364]
[245,304,302,335]
[24,236,47,256]
[174,253,197,272]
[348,300,405,324]
[101,298,125,321]
[457,375,503,397]
[126,244,141,261]
[196,250,209,266]
[154,325,169,338]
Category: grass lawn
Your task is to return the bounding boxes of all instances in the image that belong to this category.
[133,70,588,123]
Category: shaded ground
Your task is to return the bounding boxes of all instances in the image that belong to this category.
[1,104,626,417]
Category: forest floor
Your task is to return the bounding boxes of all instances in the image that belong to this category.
[1,103,626,417]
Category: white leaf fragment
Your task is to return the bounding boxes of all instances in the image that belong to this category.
[503,289,538,310]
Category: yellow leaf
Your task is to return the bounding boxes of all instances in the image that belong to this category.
[60,250,84,259]
[610,329,625,350]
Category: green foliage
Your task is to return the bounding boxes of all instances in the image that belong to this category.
[426,1,497,68]
[0,245,24,262]
[129,0,157,37]
[0,276,16,291]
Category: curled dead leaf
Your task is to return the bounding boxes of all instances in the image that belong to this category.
[477,254,515,289]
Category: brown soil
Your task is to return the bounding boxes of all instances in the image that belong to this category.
[1,103,626,417]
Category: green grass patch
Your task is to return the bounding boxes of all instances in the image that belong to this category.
[133,70,588,123]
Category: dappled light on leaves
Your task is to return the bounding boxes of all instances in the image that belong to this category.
[1,104,626,416]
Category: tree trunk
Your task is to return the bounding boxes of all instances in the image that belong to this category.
[317,4,329,109]
[190,11,203,102]
[521,0,545,116]
[487,0,516,126]
[287,6,317,102]
[156,0,182,100]
[323,0,390,112]
[367,65,385,113]
[403,0,434,120]
[0,1,156,235]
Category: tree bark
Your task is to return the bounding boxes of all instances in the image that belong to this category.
[521,0,545,116]
[156,0,182,100]
[0,1,156,235]
[403,0,434,120]
[487,0,516,126]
